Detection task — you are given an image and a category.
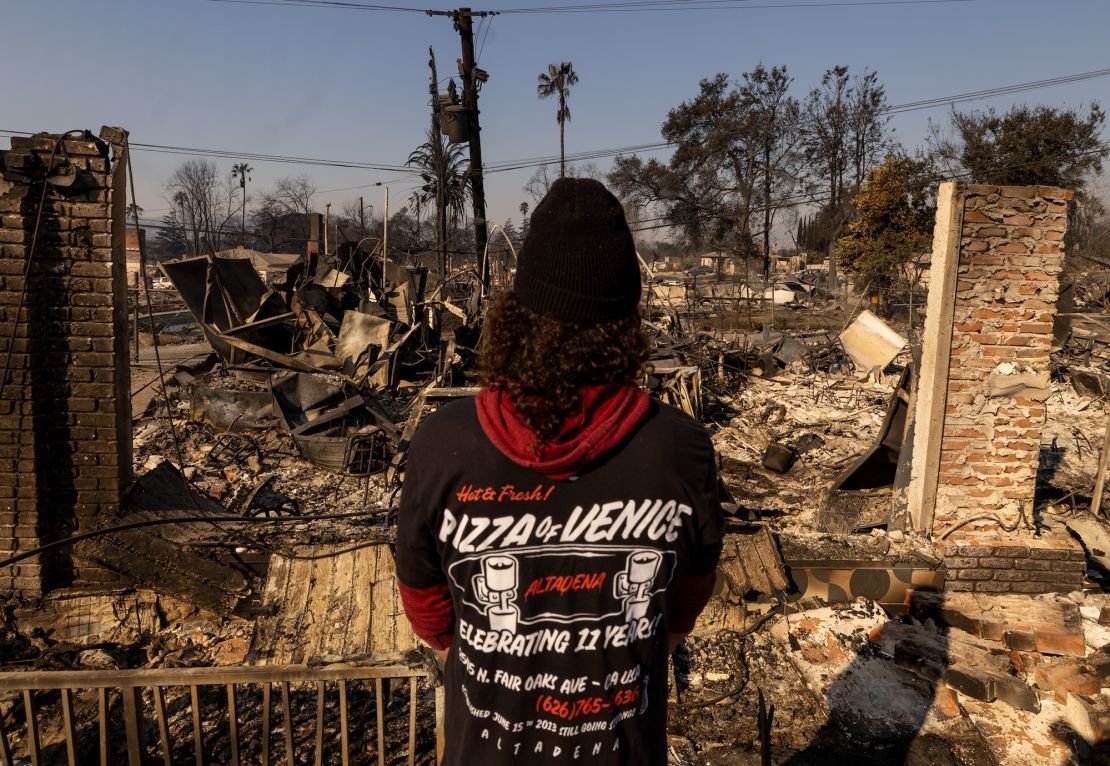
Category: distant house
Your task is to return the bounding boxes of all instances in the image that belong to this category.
[648,254,684,273]
[771,253,806,275]
[216,246,301,284]
[698,251,741,277]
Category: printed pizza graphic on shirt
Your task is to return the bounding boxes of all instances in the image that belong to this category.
[471,554,521,634]
[448,545,676,635]
[614,550,663,622]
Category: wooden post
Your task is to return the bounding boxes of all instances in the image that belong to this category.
[1092,411,1110,517]
[121,686,146,766]
[435,685,445,763]
[906,182,965,534]
[23,689,41,766]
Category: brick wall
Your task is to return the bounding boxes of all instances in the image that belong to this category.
[908,183,1085,593]
[935,184,1071,533]
[0,129,131,597]
[940,535,1085,594]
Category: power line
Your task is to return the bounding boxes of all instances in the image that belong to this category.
[499,0,763,11]
[883,67,1110,115]
[0,128,422,176]
[3,64,1106,191]
[498,0,971,13]
[0,127,664,179]
[131,140,416,173]
[132,134,1106,239]
[484,141,672,172]
[207,0,428,12]
[89,140,1110,262]
[210,0,972,13]
[476,13,494,62]
[495,66,1110,171]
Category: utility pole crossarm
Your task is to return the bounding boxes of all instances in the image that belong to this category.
[424,8,499,16]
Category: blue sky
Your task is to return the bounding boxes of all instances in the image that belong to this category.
[3,0,1109,242]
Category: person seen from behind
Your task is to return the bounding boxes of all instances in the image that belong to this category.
[396,178,724,765]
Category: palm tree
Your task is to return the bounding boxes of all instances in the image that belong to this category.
[537,62,579,178]
[231,163,253,243]
[407,129,470,275]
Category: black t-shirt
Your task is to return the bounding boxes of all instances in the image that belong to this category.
[396,397,723,765]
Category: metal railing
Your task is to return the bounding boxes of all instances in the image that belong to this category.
[0,663,439,766]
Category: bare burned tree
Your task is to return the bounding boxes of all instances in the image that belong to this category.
[524,162,603,204]
[251,175,319,254]
[337,199,373,242]
[165,159,226,255]
[271,175,318,217]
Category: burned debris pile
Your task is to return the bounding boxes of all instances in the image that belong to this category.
[154,242,476,477]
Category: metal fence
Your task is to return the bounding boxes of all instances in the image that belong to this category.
[0,663,440,766]
[128,287,206,367]
[128,286,210,417]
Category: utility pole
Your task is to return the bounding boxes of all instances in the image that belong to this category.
[428,7,495,295]
[383,186,390,278]
[359,196,365,233]
[457,8,489,291]
[232,163,252,245]
[428,48,449,279]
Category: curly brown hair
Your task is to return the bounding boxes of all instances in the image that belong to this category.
[479,291,650,445]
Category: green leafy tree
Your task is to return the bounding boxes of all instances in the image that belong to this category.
[407,128,470,274]
[801,66,892,286]
[537,62,579,178]
[407,132,469,224]
[836,154,935,294]
[610,73,761,258]
[802,66,891,210]
[499,218,521,248]
[154,210,189,259]
[935,103,1107,191]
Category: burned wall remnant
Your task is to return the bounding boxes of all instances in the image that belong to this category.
[907,181,1083,592]
[0,129,131,597]
[937,536,1085,594]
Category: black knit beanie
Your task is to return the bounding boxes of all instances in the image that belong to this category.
[514,178,641,323]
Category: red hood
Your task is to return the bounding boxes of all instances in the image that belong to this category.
[475,384,649,480]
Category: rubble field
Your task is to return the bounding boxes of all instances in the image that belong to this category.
[4,242,1110,766]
